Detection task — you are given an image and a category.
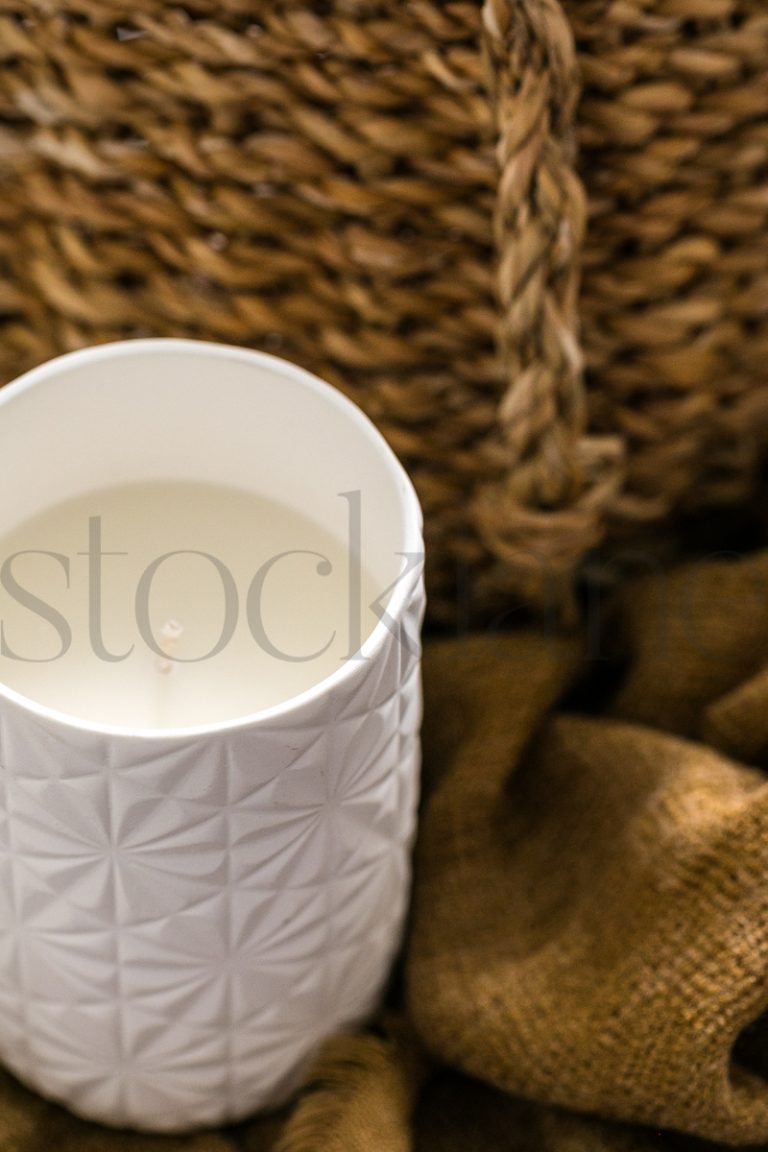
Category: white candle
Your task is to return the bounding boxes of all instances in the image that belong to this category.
[0,339,424,1132]
[0,480,378,729]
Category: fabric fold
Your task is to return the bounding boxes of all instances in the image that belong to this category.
[408,630,768,1143]
[270,1021,428,1152]
[612,551,768,739]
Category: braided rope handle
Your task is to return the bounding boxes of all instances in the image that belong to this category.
[474,0,624,611]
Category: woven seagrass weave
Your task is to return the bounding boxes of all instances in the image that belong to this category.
[573,0,768,528]
[0,0,766,621]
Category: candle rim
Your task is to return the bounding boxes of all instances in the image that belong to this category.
[0,338,424,741]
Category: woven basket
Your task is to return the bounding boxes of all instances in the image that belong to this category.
[0,0,766,623]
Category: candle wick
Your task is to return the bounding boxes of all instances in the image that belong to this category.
[156,619,184,674]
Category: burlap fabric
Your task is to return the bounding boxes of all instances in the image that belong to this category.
[1,2,767,621]
[6,549,768,1148]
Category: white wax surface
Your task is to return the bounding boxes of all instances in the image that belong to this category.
[0,482,379,729]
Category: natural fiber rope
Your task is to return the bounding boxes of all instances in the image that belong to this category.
[474,0,623,613]
[0,0,766,622]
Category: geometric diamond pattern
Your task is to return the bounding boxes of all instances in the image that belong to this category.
[0,573,424,1131]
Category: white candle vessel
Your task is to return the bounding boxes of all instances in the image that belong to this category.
[0,340,424,1131]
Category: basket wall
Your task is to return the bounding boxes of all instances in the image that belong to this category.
[0,0,766,622]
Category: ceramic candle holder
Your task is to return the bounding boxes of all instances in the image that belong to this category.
[0,340,424,1131]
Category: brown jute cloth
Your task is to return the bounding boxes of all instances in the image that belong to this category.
[5,550,768,1149]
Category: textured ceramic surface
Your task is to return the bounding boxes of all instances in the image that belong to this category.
[0,340,424,1132]
[0,573,424,1130]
